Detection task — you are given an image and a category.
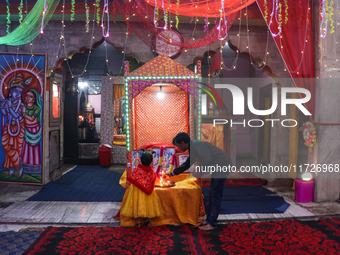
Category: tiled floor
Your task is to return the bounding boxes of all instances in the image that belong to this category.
[1,164,340,232]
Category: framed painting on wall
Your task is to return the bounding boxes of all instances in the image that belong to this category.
[176,153,195,173]
[152,147,176,173]
[176,153,189,168]
[0,53,46,184]
[132,150,152,170]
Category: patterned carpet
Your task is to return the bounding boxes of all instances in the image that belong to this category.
[23,219,340,254]
[0,230,43,255]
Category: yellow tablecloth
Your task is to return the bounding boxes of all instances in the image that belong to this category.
[119,170,202,226]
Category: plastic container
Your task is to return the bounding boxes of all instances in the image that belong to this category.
[98,144,112,167]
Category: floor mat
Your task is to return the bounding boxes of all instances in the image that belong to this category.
[27,165,125,202]
[202,172,267,187]
[24,219,340,254]
[0,231,43,255]
[203,186,290,214]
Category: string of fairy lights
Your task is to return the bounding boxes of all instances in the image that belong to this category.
[61,0,96,78]
[246,3,270,71]
[319,0,340,78]
[3,0,340,80]
[220,9,243,72]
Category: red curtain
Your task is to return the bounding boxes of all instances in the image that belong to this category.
[147,0,256,18]
[257,0,315,117]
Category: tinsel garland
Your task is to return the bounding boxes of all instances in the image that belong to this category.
[329,0,334,34]
[18,0,24,24]
[96,0,100,24]
[204,17,208,35]
[0,0,60,45]
[278,2,282,28]
[71,0,75,22]
[175,0,179,29]
[320,0,328,38]
[264,0,268,23]
[204,1,209,35]
[164,10,168,27]
[155,8,159,26]
[85,1,90,32]
[325,0,329,33]
[284,0,288,24]
[6,0,11,34]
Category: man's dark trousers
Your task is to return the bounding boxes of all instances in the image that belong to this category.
[206,178,226,228]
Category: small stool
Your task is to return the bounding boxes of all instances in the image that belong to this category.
[295,179,314,203]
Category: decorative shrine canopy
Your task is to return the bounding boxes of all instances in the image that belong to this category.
[126,54,201,99]
[124,54,202,152]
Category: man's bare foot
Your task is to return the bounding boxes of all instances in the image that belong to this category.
[199,223,215,231]
[195,220,208,228]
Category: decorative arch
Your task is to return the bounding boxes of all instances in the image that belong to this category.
[49,37,142,75]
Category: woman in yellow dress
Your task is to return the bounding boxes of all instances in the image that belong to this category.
[121,151,164,226]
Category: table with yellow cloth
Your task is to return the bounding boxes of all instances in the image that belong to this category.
[119,170,203,226]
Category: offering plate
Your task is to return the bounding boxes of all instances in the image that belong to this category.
[155,181,176,188]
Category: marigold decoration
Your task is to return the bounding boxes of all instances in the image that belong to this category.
[302,122,317,149]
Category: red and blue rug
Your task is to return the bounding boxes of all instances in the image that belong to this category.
[24,219,340,254]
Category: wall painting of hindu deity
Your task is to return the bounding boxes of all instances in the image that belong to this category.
[0,53,45,184]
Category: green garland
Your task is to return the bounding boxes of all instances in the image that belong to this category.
[6,0,11,34]
[71,0,75,22]
[18,0,24,24]
[96,0,101,25]
[175,0,179,29]
[0,0,60,46]
[85,1,90,32]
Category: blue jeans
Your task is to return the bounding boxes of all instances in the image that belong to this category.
[206,178,226,228]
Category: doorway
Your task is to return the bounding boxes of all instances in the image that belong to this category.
[258,84,272,164]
